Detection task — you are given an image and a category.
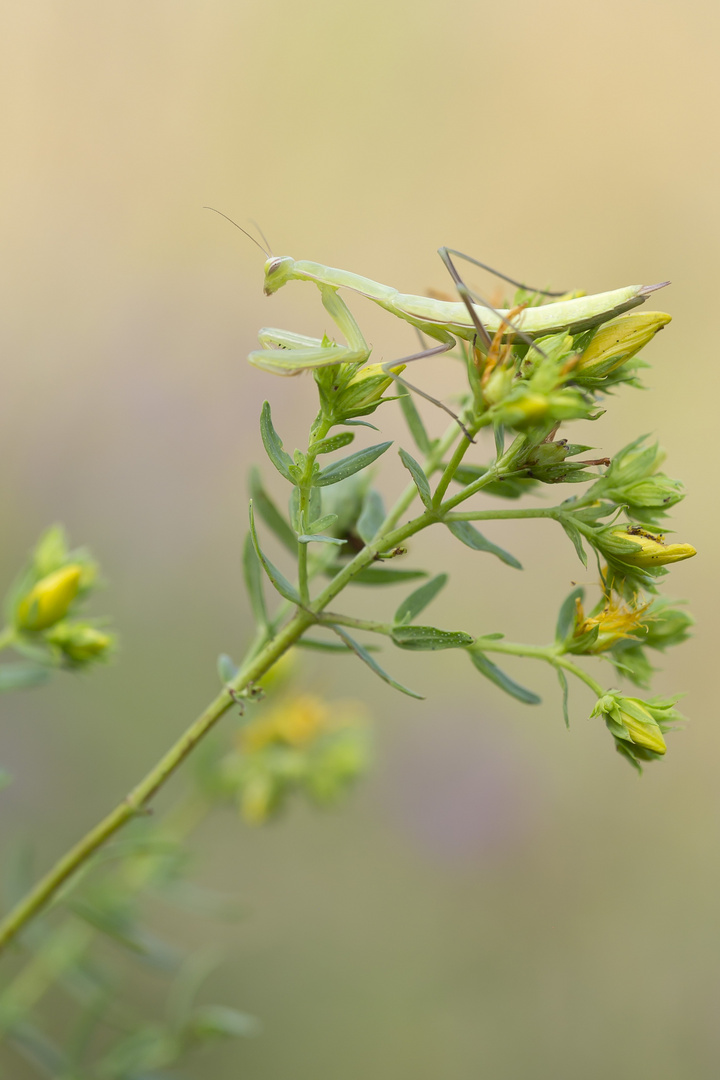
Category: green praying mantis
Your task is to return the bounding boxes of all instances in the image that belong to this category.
[207,210,668,426]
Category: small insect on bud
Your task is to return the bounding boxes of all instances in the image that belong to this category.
[610,527,696,567]
[575,311,671,378]
[16,565,83,632]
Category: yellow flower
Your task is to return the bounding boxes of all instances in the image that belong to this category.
[575,311,671,377]
[574,594,649,652]
[16,565,83,631]
[611,528,696,567]
[241,694,332,753]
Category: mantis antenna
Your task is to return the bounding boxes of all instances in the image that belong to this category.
[203,207,271,257]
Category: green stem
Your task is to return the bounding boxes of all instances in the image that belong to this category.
[0,610,313,953]
[445,507,560,522]
[0,627,15,652]
[477,638,605,696]
[431,418,481,507]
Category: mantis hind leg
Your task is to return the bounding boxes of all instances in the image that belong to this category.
[249,284,371,375]
[437,247,552,359]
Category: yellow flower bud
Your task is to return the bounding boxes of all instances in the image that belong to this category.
[337,362,405,414]
[611,528,696,567]
[617,701,667,754]
[575,311,671,377]
[16,565,83,631]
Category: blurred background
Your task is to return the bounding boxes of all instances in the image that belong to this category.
[0,0,717,1076]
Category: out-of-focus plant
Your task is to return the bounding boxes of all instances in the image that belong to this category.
[0,259,696,1075]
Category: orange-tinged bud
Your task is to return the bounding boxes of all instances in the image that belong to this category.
[16,565,82,631]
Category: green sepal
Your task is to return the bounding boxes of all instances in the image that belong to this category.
[555,586,585,643]
[391,625,474,651]
[249,467,298,554]
[446,520,522,569]
[398,386,431,455]
[217,653,240,684]
[559,517,588,566]
[329,625,424,699]
[399,448,433,509]
[315,442,392,486]
[494,423,505,457]
[357,489,386,544]
[259,401,294,481]
[394,574,448,625]
[468,650,542,705]
[313,432,355,454]
[556,667,570,727]
[249,502,301,606]
[0,663,51,691]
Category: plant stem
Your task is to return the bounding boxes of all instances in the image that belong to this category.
[477,638,605,696]
[0,627,15,652]
[0,610,313,953]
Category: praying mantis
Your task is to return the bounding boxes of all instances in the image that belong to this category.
[206,210,668,425]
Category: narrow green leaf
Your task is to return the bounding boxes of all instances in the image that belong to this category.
[296,637,379,653]
[313,432,355,454]
[249,503,302,605]
[329,625,424,699]
[189,1004,260,1041]
[394,574,448,625]
[557,667,570,727]
[259,401,294,481]
[217,653,239,684]
[342,419,379,430]
[298,534,346,546]
[446,520,522,569]
[391,625,474,650]
[249,467,297,553]
[468,650,542,705]
[0,664,51,692]
[357,489,386,544]
[560,517,588,566]
[315,441,392,486]
[242,532,269,628]
[303,513,338,535]
[398,386,431,454]
[555,586,584,643]
[350,566,428,585]
[399,448,432,508]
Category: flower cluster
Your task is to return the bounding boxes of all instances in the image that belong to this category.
[4,525,114,672]
[218,693,369,823]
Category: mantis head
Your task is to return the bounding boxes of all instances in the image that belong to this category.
[263,256,296,296]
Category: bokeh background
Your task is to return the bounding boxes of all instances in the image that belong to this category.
[0,1,717,1076]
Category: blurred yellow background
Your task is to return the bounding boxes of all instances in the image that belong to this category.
[0,1,716,1076]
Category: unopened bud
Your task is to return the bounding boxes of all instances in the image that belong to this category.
[575,311,671,378]
[16,565,82,631]
[47,622,114,664]
[609,528,696,567]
